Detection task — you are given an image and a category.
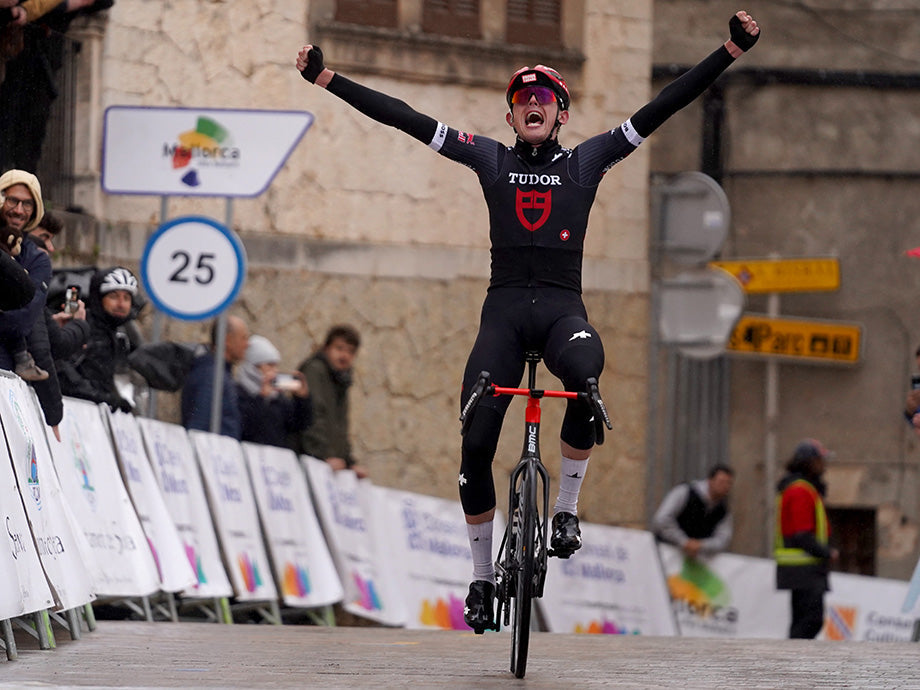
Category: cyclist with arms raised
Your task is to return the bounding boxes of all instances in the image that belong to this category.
[296,9,760,632]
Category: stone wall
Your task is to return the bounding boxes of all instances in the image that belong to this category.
[54,1,656,527]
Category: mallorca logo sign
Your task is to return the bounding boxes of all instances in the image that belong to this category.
[164,116,240,188]
[667,557,740,635]
[103,106,314,197]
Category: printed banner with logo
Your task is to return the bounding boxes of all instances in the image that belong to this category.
[242,443,342,608]
[104,409,198,593]
[51,398,160,598]
[821,572,916,642]
[371,486,503,631]
[540,524,677,636]
[657,543,788,638]
[302,456,404,625]
[0,388,54,619]
[0,375,95,610]
[137,418,232,598]
[188,431,277,602]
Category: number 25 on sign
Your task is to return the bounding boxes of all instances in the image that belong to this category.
[141,215,247,321]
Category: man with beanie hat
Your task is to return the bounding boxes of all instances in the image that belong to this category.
[0,169,66,438]
[775,438,838,638]
[56,266,143,413]
[236,334,312,448]
[0,170,49,379]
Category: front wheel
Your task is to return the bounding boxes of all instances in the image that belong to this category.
[510,468,536,679]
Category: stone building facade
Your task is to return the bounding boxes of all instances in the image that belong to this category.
[38,1,920,578]
[52,1,655,530]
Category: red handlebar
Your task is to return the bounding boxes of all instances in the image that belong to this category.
[490,385,581,400]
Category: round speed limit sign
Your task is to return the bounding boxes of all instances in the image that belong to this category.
[141,215,246,321]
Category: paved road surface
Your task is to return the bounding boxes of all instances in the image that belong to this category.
[2,621,919,689]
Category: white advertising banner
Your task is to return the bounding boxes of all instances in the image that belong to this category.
[372,486,502,631]
[0,375,94,610]
[540,524,677,636]
[51,398,160,597]
[0,400,54,619]
[821,572,916,642]
[302,456,403,625]
[137,418,232,598]
[242,443,342,608]
[105,410,198,593]
[102,106,313,197]
[188,431,277,602]
[657,543,789,638]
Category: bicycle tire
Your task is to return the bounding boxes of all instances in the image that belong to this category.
[510,464,536,679]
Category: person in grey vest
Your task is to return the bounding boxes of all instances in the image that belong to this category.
[652,464,735,559]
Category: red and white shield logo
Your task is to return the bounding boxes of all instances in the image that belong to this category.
[516,188,552,232]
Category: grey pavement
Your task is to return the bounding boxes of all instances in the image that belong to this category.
[2,621,920,689]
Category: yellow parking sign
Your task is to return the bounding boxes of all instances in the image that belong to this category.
[728,314,861,364]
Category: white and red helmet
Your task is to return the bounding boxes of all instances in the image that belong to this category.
[505,65,570,111]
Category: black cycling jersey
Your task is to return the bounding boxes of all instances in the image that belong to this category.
[325,44,736,292]
[322,42,741,516]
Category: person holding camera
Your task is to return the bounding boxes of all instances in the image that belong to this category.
[237,334,313,448]
[56,266,143,413]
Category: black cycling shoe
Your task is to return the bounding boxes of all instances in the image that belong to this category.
[464,580,496,634]
[549,511,582,558]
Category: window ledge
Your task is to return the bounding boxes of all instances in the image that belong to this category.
[313,20,584,90]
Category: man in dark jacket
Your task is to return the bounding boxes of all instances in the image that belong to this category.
[182,314,249,439]
[294,324,367,478]
[0,169,64,437]
[56,266,142,413]
[775,438,837,639]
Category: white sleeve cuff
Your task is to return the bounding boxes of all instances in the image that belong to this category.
[621,118,645,147]
[429,122,449,151]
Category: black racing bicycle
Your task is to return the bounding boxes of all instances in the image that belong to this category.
[460,351,612,678]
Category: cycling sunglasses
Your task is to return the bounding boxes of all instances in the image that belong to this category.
[510,86,558,106]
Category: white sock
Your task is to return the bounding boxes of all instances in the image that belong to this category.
[554,455,589,516]
[467,521,495,584]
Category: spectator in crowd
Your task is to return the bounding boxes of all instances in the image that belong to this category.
[0,168,47,380]
[0,216,46,379]
[56,266,142,412]
[0,0,114,172]
[775,438,837,639]
[237,334,312,448]
[0,168,64,438]
[652,464,735,559]
[28,206,60,254]
[182,314,249,439]
[25,212,91,360]
[294,324,367,478]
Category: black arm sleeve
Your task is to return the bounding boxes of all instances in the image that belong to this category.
[326,74,439,145]
[630,45,734,138]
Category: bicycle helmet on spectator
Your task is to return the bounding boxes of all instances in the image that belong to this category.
[506,65,570,111]
[99,267,138,296]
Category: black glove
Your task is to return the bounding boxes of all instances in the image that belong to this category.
[300,46,326,83]
[729,14,759,52]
